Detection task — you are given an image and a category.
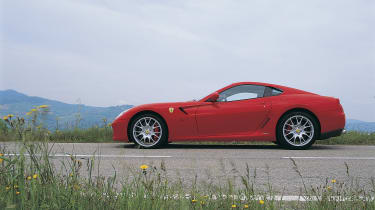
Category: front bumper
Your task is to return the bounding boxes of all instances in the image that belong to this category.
[112,119,129,142]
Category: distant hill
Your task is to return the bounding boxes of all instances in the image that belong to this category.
[345,119,375,133]
[0,89,132,129]
[0,89,374,132]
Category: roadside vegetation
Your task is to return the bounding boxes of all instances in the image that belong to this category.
[0,106,112,143]
[318,131,375,145]
[0,106,374,209]
[1,139,374,209]
[1,140,375,209]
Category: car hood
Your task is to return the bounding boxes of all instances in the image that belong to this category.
[113,101,201,121]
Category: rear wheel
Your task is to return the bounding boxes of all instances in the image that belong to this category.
[277,112,318,149]
[129,113,168,149]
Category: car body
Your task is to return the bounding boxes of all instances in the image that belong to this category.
[112,82,345,149]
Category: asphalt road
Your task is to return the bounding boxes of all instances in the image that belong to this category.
[1,142,375,195]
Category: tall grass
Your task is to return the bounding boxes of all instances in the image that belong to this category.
[319,131,375,145]
[0,106,113,143]
[1,141,374,209]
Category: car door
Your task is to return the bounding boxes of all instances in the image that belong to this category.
[195,84,270,137]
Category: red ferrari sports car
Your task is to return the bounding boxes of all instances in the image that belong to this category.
[112,82,345,149]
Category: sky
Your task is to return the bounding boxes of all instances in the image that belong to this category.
[1,0,374,121]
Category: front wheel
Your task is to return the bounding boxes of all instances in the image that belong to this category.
[129,114,168,149]
[277,112,319,149]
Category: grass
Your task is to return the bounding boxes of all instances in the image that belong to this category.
[318,131,375,145]
[0,140,374,209]
[0,108,113,143]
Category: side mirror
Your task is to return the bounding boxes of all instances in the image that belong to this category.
[207,92,219,102]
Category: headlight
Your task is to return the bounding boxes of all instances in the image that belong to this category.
[115,109,130,120]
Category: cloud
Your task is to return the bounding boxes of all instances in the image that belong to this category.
[1,0,374,121]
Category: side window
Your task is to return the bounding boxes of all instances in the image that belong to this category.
[217,85,266,102]
[264,87,283,97]
[272,88,283,96]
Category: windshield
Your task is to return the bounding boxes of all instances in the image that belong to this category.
[197,90,215,101]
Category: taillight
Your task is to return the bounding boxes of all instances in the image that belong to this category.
[336,98,344,112]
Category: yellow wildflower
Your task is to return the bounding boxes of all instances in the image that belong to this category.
[39,105,48,108]
[73,184,80,190]
[76,160,82,168]
[191,199,197,203]
[244,204,249,208]
[69,173,73,177]
[3,116,8,121]
[200,201,205,205]
[327,186,332,190]
[5,186,10,190]
[331,179,336,183]
[31,109,37,112]
[14,185,18,189]
[259,200,265,205]
[8,114,14,118]
[140,164,148,170]
[26,112,32,116]
[0,153,3,156]
[108,123,112,127]
[33,174,38,179]
[231,204,237,208]
[27,176,32,180]
[16,191,20,195]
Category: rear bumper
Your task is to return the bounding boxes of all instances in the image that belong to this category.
[318,129,345,140]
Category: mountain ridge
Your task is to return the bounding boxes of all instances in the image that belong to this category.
[0,89,132,129]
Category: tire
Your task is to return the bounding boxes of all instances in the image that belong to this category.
[277,112,319,150]
[129,113,168,149]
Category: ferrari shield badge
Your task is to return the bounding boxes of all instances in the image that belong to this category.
[169,107,174,113]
